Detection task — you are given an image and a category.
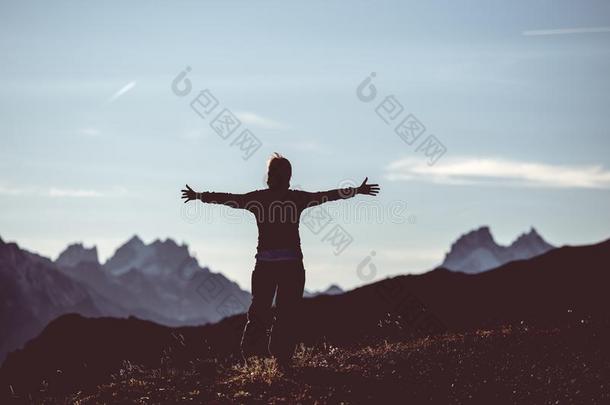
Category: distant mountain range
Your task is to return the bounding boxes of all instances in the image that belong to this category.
[0,235,344,363]
[55,235,251,326]
[0,225,560,364]
[2,237,609,397]
[0,235,251,363]
[441,226,555,273]
[304,284,343,298]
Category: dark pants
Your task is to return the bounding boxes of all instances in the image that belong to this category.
[241,260,305,364]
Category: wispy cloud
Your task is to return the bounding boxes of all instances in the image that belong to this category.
[47,188,105,198]
[108,81,136,103]
[0,185,126,198]
[385,157,610,189]
[0,186,25,196]
[523,26,610,36]
[235,111,287,130]
[79,128,101,137]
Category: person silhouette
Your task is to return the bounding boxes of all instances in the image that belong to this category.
[181,153,380,368]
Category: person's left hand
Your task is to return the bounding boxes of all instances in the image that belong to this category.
[181,184,197,203]
[357,177,380,196]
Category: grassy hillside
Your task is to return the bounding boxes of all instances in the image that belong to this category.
[16,321,608,405]
[3,240,610,403]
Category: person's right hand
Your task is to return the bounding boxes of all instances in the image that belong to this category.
[181,184,197,203]
[357,177,380,196]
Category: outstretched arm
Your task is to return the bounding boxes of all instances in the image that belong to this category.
[181,184,251,209]
[300,177,380,208]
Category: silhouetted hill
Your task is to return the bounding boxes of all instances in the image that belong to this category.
[441,226,555,273]
[302,238,609,344]
[2,238,609,399]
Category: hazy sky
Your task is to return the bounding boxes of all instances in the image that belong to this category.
[1,0,609,291]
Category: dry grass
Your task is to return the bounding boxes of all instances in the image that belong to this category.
[23,323,610,404]
[229,357,283,385]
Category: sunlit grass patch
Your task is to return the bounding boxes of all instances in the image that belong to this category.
[229,356,283,385]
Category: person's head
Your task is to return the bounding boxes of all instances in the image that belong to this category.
[266,152,292,189]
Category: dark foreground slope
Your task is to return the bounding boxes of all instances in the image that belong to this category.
[1,239,609,402]
[65,323,610,404]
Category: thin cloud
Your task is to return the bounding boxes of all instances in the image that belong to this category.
[385,157,610,189]
[0,186,26,196]
[523,26,610,36]
[235,111,287,130]
[79,128,101,136]
[0,185,126,198]
[108,81,136,103]
[48,188,104,198]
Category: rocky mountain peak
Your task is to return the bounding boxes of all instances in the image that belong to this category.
[104,236,194,277]
[56,243,99,268]
[125,235,145,248]
[442,226,555,273]
[103,235,149,275]
[455,226,496,247]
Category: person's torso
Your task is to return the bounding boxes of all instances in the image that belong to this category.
[246,189,305,252]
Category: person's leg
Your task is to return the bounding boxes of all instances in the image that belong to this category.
[269,260,305,365]
[241,261,277,361]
